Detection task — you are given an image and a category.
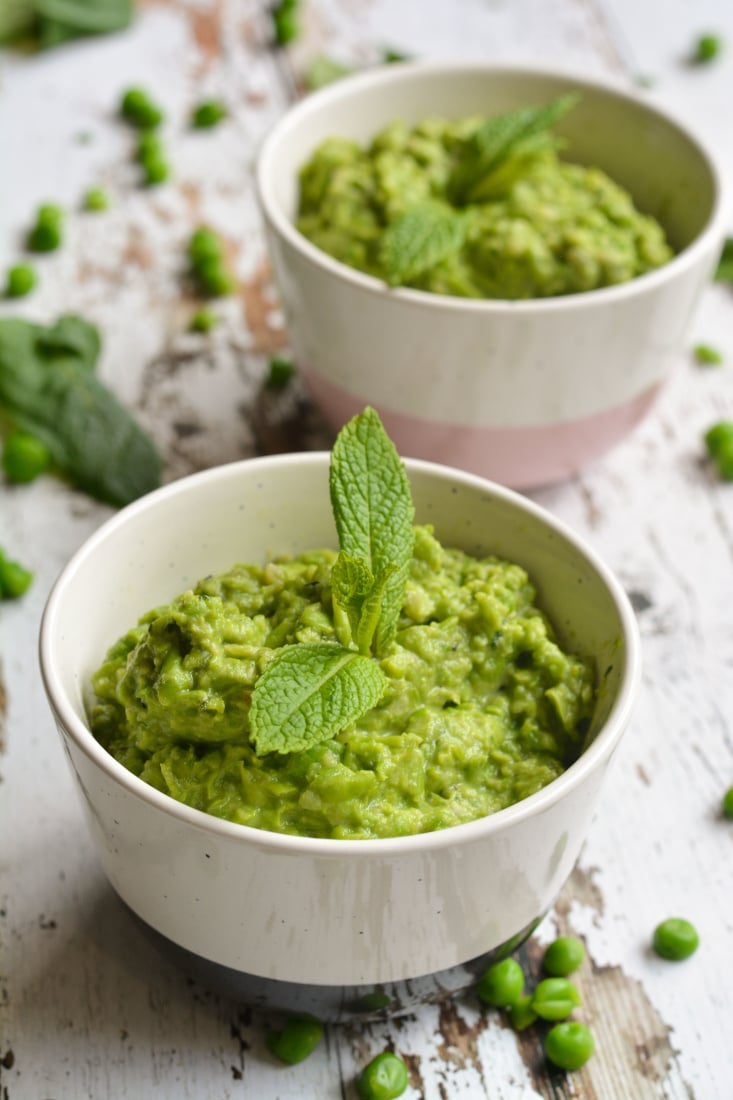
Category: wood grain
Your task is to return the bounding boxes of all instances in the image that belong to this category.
[1,0,732,1096]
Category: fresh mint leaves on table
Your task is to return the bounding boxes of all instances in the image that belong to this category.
[249,407,414,756]
[448,94,578,205]
[0,0,132,48]
[0,315,161,507]
[380,201,468,287]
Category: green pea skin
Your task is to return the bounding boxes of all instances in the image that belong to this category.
[192,100,227,128]
[266,1016,323,1064]
[121,87,164,129]
[84,187,110,212]
[6,263,37,297]
[357,1051,409,1100]
[723,786,733,819]
[137,131,164,163]
[509,995,537,1031]
[3,433,51,483]
[542,936,585,977]
[704,420,733,458]
[530,977,582,1021]
[142,154,170,186]
[267,356,296,389]
[0,552,33,599]
[197,256,235,296]
[652,918,699,961]
[189,308,219,333]
[694,33,722,63]
[476,957,524,1008]
[693,343,723,366]
[188,227,223,267]
[544,1021,595,1071]
[273,6,298,46]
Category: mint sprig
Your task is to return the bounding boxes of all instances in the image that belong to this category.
[379,200,468,287]
[448,94,578,204]
[329,406,414,653]
[249,408,414,756]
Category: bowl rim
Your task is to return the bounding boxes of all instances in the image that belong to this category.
[39,451,641,856]
[256,59,728,313]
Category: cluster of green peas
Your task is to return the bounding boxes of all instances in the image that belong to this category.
[476,936,593,1071]
[3,88,227,302]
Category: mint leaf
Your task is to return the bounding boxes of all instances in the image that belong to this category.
[449,94,578,204]
[0,317,161,507]
[379,201,468,287]
[249,643,386,755]
[329,407,414,653]
[353,563,395,655]
[331,551,375,648]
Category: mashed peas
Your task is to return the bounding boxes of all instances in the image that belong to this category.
[296,113,674,299]
[89,526,595,840]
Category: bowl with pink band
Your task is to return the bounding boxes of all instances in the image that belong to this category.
[256,62,725,489]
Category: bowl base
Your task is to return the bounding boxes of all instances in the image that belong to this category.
[127,904,543,1022]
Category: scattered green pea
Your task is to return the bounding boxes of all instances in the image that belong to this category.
[6,263,37,297]
[544,1021,595,1071]
[704,420,733,457]
[136,131,164,162]
[83,187,110,212]
[186,228,235,296]
[192,99,227,128]
[120,86,164,129]
[189,308,219,333]
[723,786,733,819]
[694,343,724,365]
[0,551,34,599]
[27,204,64,252]
[3,433,51,483]
[530,977,582,1021]
[266,1016,323,1064]
[652,918,699,961]
[693,33,722,63]
[476,957,524,1008]
[141,154,170,186]
[383,48,411,63]
[273,0,299,45]
[37,203,63,226]
[357,1051,409,1100]
[267,355,296,389]
[188,227,223,266]
[509,994,538,1031]
[703,421,733,480]
[542,936,585,977]
[196,256,235,296]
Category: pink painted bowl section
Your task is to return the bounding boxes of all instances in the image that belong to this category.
[256,62,727,489]
[39,454,640,1017]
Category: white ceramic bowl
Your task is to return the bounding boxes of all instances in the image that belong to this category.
[257,62,726,489]
[40,454,639,1019]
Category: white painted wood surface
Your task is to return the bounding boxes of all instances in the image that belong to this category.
[2,1,733,1096]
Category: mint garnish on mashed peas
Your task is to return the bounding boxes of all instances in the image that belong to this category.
[89,409,596,840]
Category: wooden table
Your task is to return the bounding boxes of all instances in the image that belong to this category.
[2,2,732,1096]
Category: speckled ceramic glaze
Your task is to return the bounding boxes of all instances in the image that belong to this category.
[40,455,640,1019]
[257,63,726,489]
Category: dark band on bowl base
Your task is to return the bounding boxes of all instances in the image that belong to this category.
[126,904,543,1022]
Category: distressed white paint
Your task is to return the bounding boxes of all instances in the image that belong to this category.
[1,0,732,1097]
